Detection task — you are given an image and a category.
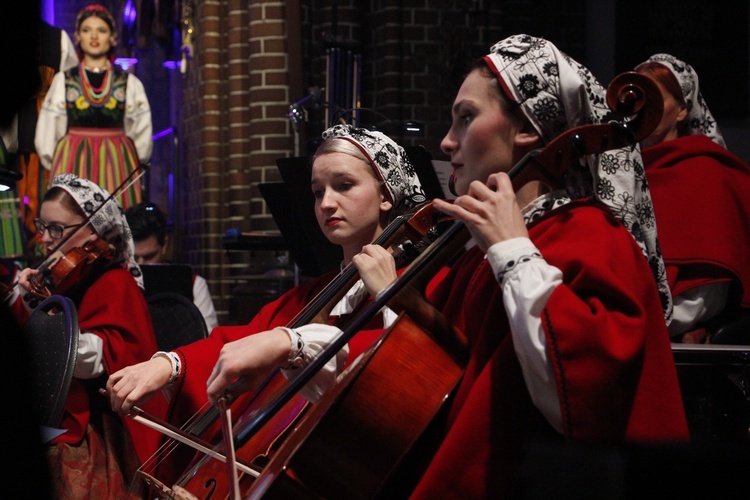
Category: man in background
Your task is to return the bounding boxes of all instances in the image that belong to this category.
[126,201,218,332]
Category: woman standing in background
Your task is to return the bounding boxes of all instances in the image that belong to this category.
[35,4,152,210]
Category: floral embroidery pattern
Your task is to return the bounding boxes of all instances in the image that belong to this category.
[641,53,725,148]
[322,124,427,211]
[50,174,142,289]
[484,34,672,319]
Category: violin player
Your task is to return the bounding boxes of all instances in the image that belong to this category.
[7,173,165,499]
[105,125,426,487]
[635,54,750,343]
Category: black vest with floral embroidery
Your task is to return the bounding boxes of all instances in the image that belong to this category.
[64,65,127,128]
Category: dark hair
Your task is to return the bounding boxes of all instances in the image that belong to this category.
[468,58,527,128]
[125,202,167,245]
[43,187,86,219]
[636,61,689,135]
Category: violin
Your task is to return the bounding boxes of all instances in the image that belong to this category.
[24,238,115,304]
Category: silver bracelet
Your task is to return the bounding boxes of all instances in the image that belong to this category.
[279,327,306,370]
[151,351,181,384]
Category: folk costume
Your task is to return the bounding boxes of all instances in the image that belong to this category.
[638,54,750,338]
[35,63,152,210]
[10,175,164,499]
[408,35,688,498]
[149,125,426,485]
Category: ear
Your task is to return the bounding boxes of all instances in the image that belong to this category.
[379,197,393,213]
[74,33,80,45]
[514,123,541,148]
[162,234,170,252]
[676,104,688,125]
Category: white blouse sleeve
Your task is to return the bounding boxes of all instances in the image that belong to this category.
[73,331,105,379]
[59,31,79,71]
[281,323,348,403]
[124,74,153,163]
[486,237,564,433]
[35,71,68,169]
[192,274,218,332]
[669,282,730,337]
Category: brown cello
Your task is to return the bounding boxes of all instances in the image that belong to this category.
[239,71,664,499]
[132,200,453,499]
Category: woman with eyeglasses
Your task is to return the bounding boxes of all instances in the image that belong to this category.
[7,174,164,499]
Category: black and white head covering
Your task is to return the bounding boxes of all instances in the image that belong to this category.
[638,53,725,147]
[321,124,427,212]
[50,174,143,289]
[483,34,672,319]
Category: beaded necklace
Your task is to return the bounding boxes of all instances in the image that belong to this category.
[79,62,113,106]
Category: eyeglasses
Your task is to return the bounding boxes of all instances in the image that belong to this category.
[33,218,84,240]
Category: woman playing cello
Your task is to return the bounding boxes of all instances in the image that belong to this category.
[105,125,426,486]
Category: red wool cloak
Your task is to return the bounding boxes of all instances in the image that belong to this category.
[642,134,750,312]
[410,201,688,499]
[55,267,165,465]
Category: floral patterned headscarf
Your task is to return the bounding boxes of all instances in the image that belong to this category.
[637,53,725,147]
[49,174,143,289]
[321,124,427,212]
[483,34,672,320]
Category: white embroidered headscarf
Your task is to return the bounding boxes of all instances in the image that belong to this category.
[483,34,672,320]
[637,53,725,147]
[50,174,143,289]
[321,124,427,212]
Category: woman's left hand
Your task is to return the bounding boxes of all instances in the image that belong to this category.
[432,172,529,253]
[351,244,397,297]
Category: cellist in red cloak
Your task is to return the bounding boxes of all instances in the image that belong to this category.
[105,125,427,487]
[406,34,689,498]
[635,54,750,343]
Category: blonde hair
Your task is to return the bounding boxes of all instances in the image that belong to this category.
[312,137,379,183]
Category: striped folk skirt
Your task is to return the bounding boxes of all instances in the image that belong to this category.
[49,127,142,209]
[0,190,23,257]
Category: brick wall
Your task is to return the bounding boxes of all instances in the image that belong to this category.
[175,0,589,324]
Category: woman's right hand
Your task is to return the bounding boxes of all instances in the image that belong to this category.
[206,328,292,406]
[106,356,173,415]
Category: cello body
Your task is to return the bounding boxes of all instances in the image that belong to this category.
[247,313,465,499]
